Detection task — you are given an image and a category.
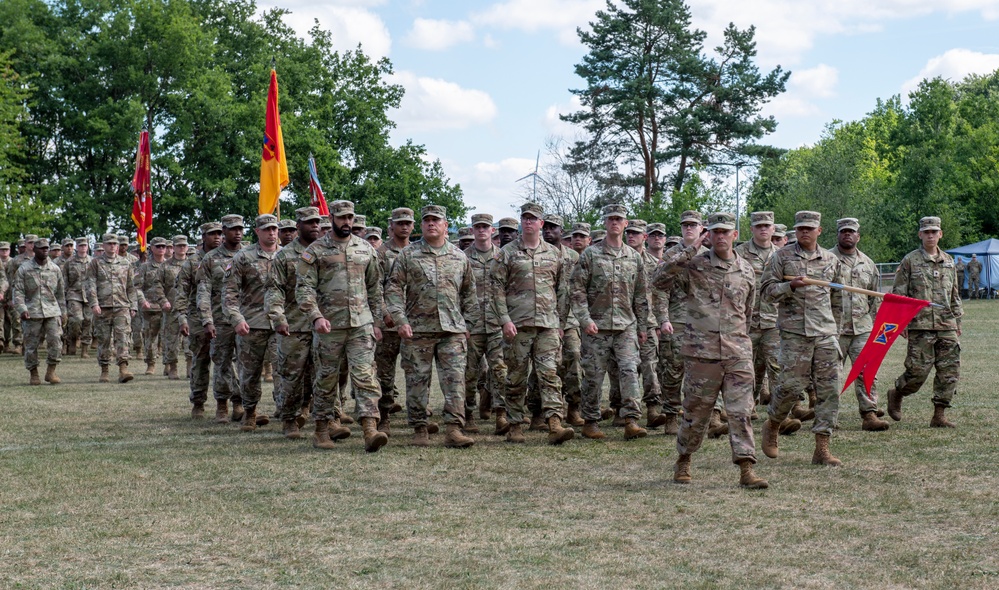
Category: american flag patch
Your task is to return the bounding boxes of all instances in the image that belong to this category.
[301,251,315,264]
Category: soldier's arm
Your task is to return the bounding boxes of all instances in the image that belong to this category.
[651,243,694,292]
[0,267,7,301]
[84,260,98,305]
[570,251,594,327]
[384,251,410,328]
[294,250,323,324]
[134,265,148,306]
[12,268,27,316]
[195,262,214,326]
[868,261,882,317]
[890,257,910,297]
[126,266,138,312]
[174,263,193,325]
[222,256,245,326]
[365,249,383,322]
[632,259,650,334]
[56,271,67,317]
[459,257,480,329]
[761,254,792,303]
[830,258,844,329]
[266,258,289,327]
[149,265,168,307]
[489,252,512,326]
[555,253,570,327]
[950,262,964,323]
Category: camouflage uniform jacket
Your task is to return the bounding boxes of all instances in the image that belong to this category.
[63,255,92,304]
[571,241,650,332]
[223,243,276,329]
[761,243,841,337]
[652,245,755,360]
[135,259,167,310]
[892,247,963,331]
[296,234,380,329]
[830,246,881,336]
[490,238,567,329]
[7,254,28,292]
[174,251,202,329]
[85,254,137,311]
[387,239,478,334]
[157,257,187,308]
[639,248,666,331]
[377,240,407,331]
[734,239,778,329]
[657,244,707,330]
[967,258,982,277]
[0,260,8,303]
[558,244,581,330]
[463,243,501,334]
[55,253,73,268]
[267,238,311,333]
[196,245,240,327]
[13,258,67,319]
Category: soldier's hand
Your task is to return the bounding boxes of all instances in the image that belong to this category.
[162,301,172,311]
[205,323,216,339]
[314,318,332,334]
[584,322,598,336]
[383,313,395,329]
[398,324,413,339]
[62,315,67,328]
[92,305,102,316]
[558,328,564,338]
[129,309,136,318]
[661,321,673,335]
[373,326,382,342]
[180,323,190,337]
[638,331,647,344]
[502,322,517,340]
[901,328,907,339]
[142,300,151,310]
[790,275,808,290]
[235,321,250,336]
[21,311,29,320]
[276,323,290,336]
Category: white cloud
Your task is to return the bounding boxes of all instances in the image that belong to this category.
[901,48,999,97]
[258,2,392,59]
[763,94,821,119]
[790,64,838,98]
[388,72,498,133]
[405,18,475,50]
[542,95,583,137]
[447,157,538,221]
[472,0,604,45]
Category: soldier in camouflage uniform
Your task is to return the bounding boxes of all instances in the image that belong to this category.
[955,257,966,298]
[463,213,507,434]
[278,219,298,247]
[624,219,668,428]
[497,217,519,247]
[887,216,964,428]
[374,207,415,433]
[267,207,324,439]
[385,205,479,448]
[177,223,223,418]
[5,234,37,353]
[136,237,170,375]
[116,236,143,355]
[364,226,383,250]
[572,203,651,441]
[297,200,388,453]
[966,254,982,299]
[0,242,8,353]
[652,212,768,489]
[197,215,244,422]
[831,218,890,431]
[760,211,844,467]
[771,224,788,249]
[12,238,67,386]
[55,238,74,268]
[86,234,138,383]
[457,226,474,251]
[62,238,93,358]
[570,223,590,255]
[224,214,280,432]
[155,235,188,380]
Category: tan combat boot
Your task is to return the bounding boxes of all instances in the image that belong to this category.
[565,402,585,427]
[240,408,258,432]
[80,345,90,359]
[43,364,61,384]
[646,404,668,428]
[463,414,480,434]
[312,419,336,450]
[361,417,388,452]
[191,403,205,419]
[528,412,548,431]
[791,402,815,421]
[411,425,431,447]
[737,459,769,489]
[600,407,615,421]
[118,362,134,383]
[662,413,679,436]
[930,405,955,428]
[811,433,842,466]
[67,341,76,356]
[231,402,244,423]
[28,367,41,386]
[674,454,692,484]
[762,418,780,458]
[282,419,302,439]
[478,389,491,420]
[445,424,476,448]
[377,406,391,436]
[612,414,627,427]
[887,388,903,421]
[707,409,729,439]
[506,423,526,443]
[778,417,802,435]
[861,411,890,431]
[547,416,575,445]
[262,361,273,383]
[99,365,110,383]
[623,417,648,440]
[329,418,351,440]
[145,361,155,376]
[340,414,355,425]
[215,400,229,423]
[494,408,511,436]
[427,422,439,434]
[184,358,191,379]
[167,363,179,380]
[581,420,606,440]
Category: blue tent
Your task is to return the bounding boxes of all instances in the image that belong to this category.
[946,238,999,298]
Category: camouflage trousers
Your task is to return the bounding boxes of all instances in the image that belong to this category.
[466,331,507,411]
[750,326,779,405]
[894,329,960,408]
[768,332,841,437]
[402,332,468,427]
[313,325,380,422]
[503,327,562,424]
[95,308,132,367]
[8,303,22,347]
[142,309,163,364]
[375,330,402,411]
[161,311,183,365]
[209,323,239,403]
[968,275,981,298]
[658,329,684,415]
[840,332,880,415]
[526,327,581,414]
[66,300,93,347]
[23,317,63,370]
[581,324,642,422]
[677,357,757,464]
[236,328,275,412]
[131,312,143,353]
[187,326,212,406]
[608,329,661,408]
[274,331,314,421]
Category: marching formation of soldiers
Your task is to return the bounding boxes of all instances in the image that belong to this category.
[2,202,964,489]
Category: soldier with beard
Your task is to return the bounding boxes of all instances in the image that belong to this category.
[177,223,223,418]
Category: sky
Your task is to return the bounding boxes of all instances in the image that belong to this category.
[259,0,999,222]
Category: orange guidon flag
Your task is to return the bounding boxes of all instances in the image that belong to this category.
[131,129,153,252]
[259,68,289,215]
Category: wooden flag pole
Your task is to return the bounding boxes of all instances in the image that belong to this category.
[782,276,943,308]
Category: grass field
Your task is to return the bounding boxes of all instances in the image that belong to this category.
[1,302,998,589]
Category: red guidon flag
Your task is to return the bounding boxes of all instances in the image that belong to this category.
[842,293,931,396]
[131,129,153,252]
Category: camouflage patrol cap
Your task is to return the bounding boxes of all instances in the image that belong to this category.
[277,219,296,230]
[149,237,168,247]
[919,216,942,231]
[543,213,564,228]
[61,238,75,247]
[255,214,279,229]
[319,215,332,229]
[680,211,703,225]
[591,229,607,242]
[331,201,355,217]
[498,217,519,230]
[391,207,415,223]
[295,206,322,223]
[625,219,648,233]
[17,239,24,248]
[666,235,682,246]
[706,212,737,231]
[601,203,628,220]
[837,218,860,232]
[222,214,245,229]
[571,222,591,236]
[24,234,38,243]
[201,221,223,234]
[422,205,446,219]
[520,202,544,219]
[0,242,9,249]
[773,224,787,238]
[786,229,797,243]
[352,214,366,229]
[364,226,383,240]
[117,235,129,245]
[750,211,775,226]
[647,223,666,236]
[102,234,119,245]
[35,238,50,249]
[457,226,473,239]
[793,211,821,229]
[241,240,252,248]
[95,245,104,252]
[75,237,89,246]
[471,213,494,227]
[172,235,188,247]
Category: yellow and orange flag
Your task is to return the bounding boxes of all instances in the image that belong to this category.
[259,68,289,215]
